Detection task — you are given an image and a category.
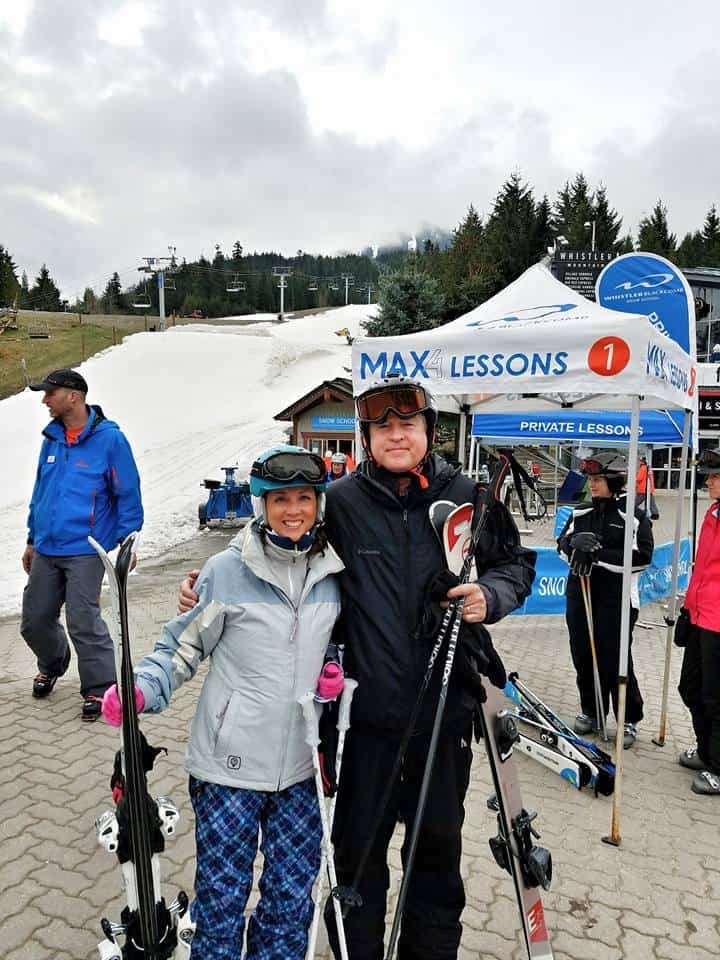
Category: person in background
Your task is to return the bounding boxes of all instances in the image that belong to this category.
[103,445,345,957]
[710,343,720,363]
[21,368,144,721]
[327,451,349,481]
[678,448,720,795]
[557,450,653,749]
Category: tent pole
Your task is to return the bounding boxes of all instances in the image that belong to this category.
[458,408,467,470]
[603,396,641,847]
[690,447,699,565]
[653,411,692,747]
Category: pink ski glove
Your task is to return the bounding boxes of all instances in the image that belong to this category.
[102,684,145,727]
[316,661,344,703]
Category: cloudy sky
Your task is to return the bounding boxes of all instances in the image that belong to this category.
[1,0,719,298]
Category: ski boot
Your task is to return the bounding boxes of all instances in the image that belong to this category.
[574,713,599,735]
[691,771,720,795]
[679,747,705,771]
[623,723,638,750]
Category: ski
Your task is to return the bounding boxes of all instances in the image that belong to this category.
[513,727,592,791]
[90,533,193,960]
[430,498,554,960]
[504,674,615,797]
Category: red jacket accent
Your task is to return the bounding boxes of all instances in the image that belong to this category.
[685,501,720,631]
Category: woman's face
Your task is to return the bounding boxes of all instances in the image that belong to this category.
[706,472,720,500]
[264,486,317,541]
[588,475,612,498]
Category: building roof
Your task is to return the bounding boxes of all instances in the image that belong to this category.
[274,377,353,421]
[683,267,720,287]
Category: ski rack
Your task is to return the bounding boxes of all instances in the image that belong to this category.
[90,534,194,959]
[503,673,615,797]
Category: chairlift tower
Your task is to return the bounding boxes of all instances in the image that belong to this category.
[138,245,178,331]
[341,273,354,306]
[272,265,293,320]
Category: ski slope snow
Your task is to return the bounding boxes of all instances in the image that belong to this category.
[0,306,371,617]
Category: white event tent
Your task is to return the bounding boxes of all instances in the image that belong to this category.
[351,263,697,845]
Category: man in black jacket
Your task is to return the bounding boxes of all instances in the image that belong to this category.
[178,377,535,959]
[322,376,536,960]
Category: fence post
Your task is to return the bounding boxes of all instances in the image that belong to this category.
[112,326,117,346]
[81,331,86,362]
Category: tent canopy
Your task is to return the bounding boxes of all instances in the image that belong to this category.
[351,264,695,413]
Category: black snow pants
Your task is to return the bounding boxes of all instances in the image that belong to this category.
[324,724,473,960]
[565,573,644,725]
[678,627,720,773]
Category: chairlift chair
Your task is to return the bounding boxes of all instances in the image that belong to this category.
[329,281,339,292]
[132,284,152,310]
[226,274,245,293]
[308,282,319,291]
[164,278,176,291]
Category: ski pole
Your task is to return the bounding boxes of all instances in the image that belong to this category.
[384,594,466,960]
[306,679,358,960]
[299,693,350,960]
[340,607,454,919]
[579,574,608,741]
[386,464,509,960]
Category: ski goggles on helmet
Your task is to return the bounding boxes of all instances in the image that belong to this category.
[251,451,326,485]
[357,384,431,423]
[579,458,616,476]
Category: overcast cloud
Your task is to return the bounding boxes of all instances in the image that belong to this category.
[1,0,719,297]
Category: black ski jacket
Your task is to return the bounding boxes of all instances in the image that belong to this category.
[557,495,654,604]
[324,455,537,733]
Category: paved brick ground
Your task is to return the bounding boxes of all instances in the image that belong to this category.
[1,497,719,959]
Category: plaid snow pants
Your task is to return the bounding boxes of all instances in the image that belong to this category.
[189,776,322,959]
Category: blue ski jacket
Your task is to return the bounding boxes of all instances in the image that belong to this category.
[27,405,144,556]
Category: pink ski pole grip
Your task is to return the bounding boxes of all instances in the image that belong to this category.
[317,661,345,702]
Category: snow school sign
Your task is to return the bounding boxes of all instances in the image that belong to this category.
[352,264,695,410]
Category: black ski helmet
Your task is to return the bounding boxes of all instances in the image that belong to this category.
[579,449,628,494]
[356,375,439,452]
[697,448,720,475]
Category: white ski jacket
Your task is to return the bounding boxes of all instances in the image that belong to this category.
[135,524,343,791]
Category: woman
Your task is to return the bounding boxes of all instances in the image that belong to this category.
[102,445,345,958]
[557,450,653,749]
[678,447,720,796]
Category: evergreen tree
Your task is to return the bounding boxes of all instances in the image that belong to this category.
[637,201,677,258]
[617,234,635,254]
[82,287,98,313]
[593,185,622,251]
[482,172,540,288]
[232,241,243,262]
[534,195,554,261]
[676,231,705,267]
[0,244,20,306]
[30,264,62,311]
[566,173,595,248]
[364,264,445,337]
[102,272,124,313]
[20,271,30,308]
[702,205,720,264]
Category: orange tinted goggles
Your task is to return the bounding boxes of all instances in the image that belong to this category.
[357,385,430,423]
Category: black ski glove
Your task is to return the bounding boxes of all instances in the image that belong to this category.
[568,531,601,576]
[428,571,507,698]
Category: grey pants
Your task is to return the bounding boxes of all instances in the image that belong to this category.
[21,552,116,698]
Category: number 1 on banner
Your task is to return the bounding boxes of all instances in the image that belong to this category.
[587,336,630,377]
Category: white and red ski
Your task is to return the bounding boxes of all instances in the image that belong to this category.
[431,501,554,960]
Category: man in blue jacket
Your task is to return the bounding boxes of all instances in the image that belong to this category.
[21,368,144,721]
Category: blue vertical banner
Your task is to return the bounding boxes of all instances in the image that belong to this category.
[595,252,696,358]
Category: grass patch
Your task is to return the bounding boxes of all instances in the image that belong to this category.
[0,312,143,400]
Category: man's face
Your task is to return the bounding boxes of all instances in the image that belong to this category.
[42,387,76,419]
[331,462,344,476]
[369,412,428,473]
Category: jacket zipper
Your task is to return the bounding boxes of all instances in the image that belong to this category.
[90,488,97,530]
[277,605,299,790]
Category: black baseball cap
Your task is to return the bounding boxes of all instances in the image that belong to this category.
[29,368,89,393]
